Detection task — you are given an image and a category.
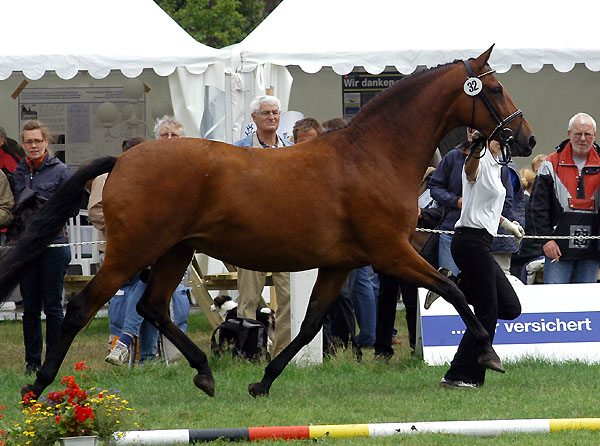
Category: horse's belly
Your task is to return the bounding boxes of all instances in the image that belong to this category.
[187,233,362,272]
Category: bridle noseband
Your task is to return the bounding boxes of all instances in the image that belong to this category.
[462,60,523,165]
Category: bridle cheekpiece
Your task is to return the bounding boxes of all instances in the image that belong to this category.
[462,60,524,165]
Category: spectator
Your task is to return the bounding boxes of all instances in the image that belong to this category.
[510,168,543,282]
[531,153,547,173]
[347,266,378,348]
[11,120,72,376]
[321,117,378,350]
[520,168,536,195]
[531,112,600,284]
[87,136,145,250]
[321,118,348,133]
[234,95,292,358]
[0,170,13,230]
[318,118,358,354]
[440,136,523,388]
[0,125,25,175]
[491,159,525,274]
[154,115,184,139]
[0,126,22,246]
[374,154,442,359]
[428,130,473,275]
[105,121,190,366]
[293,117,323,143]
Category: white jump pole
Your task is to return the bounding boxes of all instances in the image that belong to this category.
[113,418,600,444]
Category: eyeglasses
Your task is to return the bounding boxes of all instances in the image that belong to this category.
[258,110,280,117]
[159,132,181,139]
[572,132,595,140]
[23,139,44,146]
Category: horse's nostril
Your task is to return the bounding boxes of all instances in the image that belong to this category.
[529,135,537,149]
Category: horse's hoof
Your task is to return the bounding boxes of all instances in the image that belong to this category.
[248,382,269,398]
[477,351,505,373]
[193,374,215,397]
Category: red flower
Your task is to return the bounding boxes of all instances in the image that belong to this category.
[74,361,89,372]
[48,391,66,404]
[56,415,61,424]
[61,376,76,387]
[22,391,36,404]
[74,405,94,423]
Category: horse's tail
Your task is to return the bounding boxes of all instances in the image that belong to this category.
[0,156,118,302]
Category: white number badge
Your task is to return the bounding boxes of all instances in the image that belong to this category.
[463,77,482,96]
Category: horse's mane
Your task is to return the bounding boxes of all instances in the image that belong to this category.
[349,59,465,129]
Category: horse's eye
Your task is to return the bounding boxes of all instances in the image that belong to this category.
[489,86,503,95]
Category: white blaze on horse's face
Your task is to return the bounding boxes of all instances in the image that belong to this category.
[253,103,280,134]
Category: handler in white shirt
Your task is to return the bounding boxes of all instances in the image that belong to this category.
[440,135,524,389]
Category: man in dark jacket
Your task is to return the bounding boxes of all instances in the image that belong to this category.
[530,112,600,283]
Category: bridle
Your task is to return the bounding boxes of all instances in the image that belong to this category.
[463,60,524,165]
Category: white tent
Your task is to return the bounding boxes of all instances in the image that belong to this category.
[0,0,228,139]
[228,0,600,152]
[0,0,224,80]
[233,0,600,75]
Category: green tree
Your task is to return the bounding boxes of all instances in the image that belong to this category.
[155,0,282,48]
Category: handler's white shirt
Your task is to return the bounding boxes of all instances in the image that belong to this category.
[455,149,505,237]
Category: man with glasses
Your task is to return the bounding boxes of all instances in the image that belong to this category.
[234,95,292,358]
[531,112,600,283]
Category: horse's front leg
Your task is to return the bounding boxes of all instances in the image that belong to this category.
[374,243,503,374]
[248,267,350,397]
[22,274,122,399]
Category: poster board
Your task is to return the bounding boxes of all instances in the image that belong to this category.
[18,86,147,168]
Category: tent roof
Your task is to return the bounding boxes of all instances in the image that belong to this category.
[0,0,225,80]
[235,0,600,75]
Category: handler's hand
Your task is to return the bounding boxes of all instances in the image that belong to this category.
[501,219,525,244]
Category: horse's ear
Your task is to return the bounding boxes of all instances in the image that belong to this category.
[474,44,495,71]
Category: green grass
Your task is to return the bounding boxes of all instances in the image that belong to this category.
[1,311,600,445]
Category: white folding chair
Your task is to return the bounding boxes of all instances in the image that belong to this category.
[66,210,101,276]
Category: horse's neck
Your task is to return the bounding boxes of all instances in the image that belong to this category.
[349,70,458,173]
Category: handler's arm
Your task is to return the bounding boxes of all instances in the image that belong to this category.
[464,152,480,182]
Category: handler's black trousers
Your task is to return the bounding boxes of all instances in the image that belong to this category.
[446,227,521,385]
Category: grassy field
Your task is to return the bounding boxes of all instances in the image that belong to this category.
[1,310,599,445]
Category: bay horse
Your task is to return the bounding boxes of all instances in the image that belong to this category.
[0,45,535,399]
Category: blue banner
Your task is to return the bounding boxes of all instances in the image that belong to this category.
[422,311,600,347]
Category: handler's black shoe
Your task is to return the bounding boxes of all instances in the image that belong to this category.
[439,377,479,388]
[424,267,455,309]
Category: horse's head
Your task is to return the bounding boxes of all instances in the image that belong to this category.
[459,45,536,157]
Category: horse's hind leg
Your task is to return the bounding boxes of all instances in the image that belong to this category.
[374,242,503,374]
[135,243,215,397]
[22,266,131,399]
[248,267,350,397]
